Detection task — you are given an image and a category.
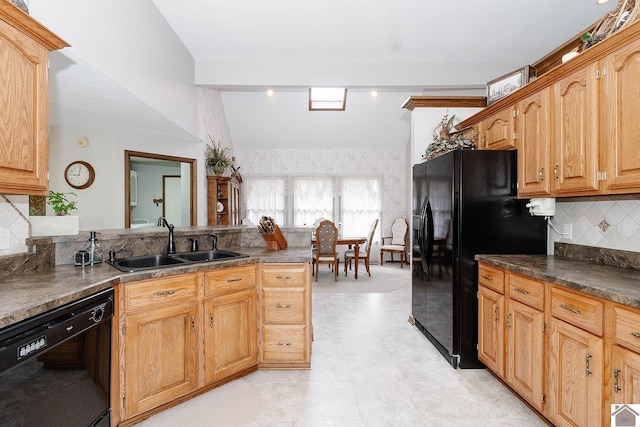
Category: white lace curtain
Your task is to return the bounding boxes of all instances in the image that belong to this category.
[244,177,285,225]
[341,178,380,239]
[293,178,333,226]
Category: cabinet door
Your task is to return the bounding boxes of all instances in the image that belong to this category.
[478,286,504,377]
[204,288,258,384]
[0,19,50,195]
[553,64,600,195]
[123,301,199,417]
[548,319,603,427]
[506,299,544,411]
[612,345,640,405]
[517,88,552,197]
[479,108,516,150]
[602,38,640,193]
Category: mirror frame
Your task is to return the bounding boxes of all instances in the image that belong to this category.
[124,150,197,228]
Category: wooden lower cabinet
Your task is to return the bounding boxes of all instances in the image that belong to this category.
[547,318,603,427]
[611,345,640,404]
[477,285,504,376]
[116,262,312,425]
[204,288,258,384]
[123,301,200,417]
[260,263,312,368]
[506,299,544,411]
[478,266,545,413]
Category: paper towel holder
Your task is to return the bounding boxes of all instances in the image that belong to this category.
[526,198,556,217]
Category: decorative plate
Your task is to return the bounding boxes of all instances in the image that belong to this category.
[217,202,224,212]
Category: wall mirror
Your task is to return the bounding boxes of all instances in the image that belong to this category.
[124,150,197,228]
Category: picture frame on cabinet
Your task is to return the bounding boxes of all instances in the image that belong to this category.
[486,65,535,105]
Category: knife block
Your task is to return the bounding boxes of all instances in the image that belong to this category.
[260,225,288,250]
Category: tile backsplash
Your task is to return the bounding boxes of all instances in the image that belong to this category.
[551,195,640,253]
[0,195,29,256]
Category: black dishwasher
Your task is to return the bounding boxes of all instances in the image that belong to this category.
[0,288,113,427]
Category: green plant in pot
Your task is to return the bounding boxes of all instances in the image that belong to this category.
[205,136,232,175]
[47,191,78,216]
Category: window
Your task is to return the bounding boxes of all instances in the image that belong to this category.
[293,178,333,226]
[243,177,285,225]
[308,88,347,111]
[243,176,381,237]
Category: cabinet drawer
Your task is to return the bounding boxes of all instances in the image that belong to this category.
[125,273,199,312]
[205,265,256,296]
[261,264,307,287]
[478,263,505,294]
[507,273,544,311]
[262,325,307,362]
[612,305,640,353]
[263,288,306,324]
[550,286,603,336]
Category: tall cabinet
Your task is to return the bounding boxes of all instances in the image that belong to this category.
[207,175,241,225]
[0,3,68,195]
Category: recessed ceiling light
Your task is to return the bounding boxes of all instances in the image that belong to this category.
[266,89,274,96]
[597,0,610,4]
[371,90,378,97]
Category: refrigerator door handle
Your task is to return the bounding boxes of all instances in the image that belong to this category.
[419,199,434,274]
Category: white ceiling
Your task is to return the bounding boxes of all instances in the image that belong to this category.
[44,1,617,150]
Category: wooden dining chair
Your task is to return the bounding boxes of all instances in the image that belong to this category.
[380,217,408,268]
[314,219,339,281]
[344,218,378,277]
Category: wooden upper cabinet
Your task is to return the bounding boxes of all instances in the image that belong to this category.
[552,63,600,195]
[0,4,68,195]
[602,38,640,193]
[516,88,552,197]
[478,107,516,150]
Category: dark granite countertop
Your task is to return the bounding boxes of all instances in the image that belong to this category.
[475,254,640,309]
[0,247,311,330]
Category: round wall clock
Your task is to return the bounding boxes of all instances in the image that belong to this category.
[64,160,95,189]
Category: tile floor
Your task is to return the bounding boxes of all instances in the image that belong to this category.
[242,265,547,426]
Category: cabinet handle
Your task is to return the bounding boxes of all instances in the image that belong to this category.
[560,304,581,315]
[191,316,195,332]
[276,304,292,309]
[276,276,291,280]
[482,274,493,282]
[493,304,499,321]
[614,368,621,393]
[156,290,176,297]
[553,164,559,180]
[209,312,214,328]
[538,167,544,182]
[277,342,292,346]
[631,332,640,338]
[506,312,512,328]
[513,287,529,295]
[226,277,242,282]
[585,354,592,375]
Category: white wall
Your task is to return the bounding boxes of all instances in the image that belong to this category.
[29,0,198,136]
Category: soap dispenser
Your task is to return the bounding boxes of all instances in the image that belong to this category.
[84,231,103,265]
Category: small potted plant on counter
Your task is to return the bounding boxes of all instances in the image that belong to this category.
[30,191,79,236]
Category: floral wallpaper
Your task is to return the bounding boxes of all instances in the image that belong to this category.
[234,148,407,244]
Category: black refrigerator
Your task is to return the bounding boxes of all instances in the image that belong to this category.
[411,149,546,368]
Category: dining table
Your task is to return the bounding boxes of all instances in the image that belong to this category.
[313,235,367,279]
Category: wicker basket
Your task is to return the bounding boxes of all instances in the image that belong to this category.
[586,0,640,48]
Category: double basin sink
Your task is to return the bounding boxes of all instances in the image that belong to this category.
[108,250,248,272]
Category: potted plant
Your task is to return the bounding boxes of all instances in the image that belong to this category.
[30,191,79,236]
[205,136,232,175]
[47,191,78,216]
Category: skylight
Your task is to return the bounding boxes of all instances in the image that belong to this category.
[309,88,347,111]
